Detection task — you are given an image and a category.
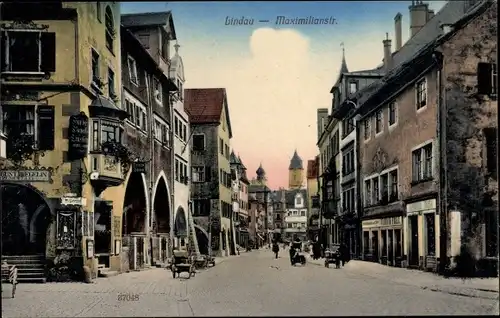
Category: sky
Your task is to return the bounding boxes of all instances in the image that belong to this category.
[121,1,446,190]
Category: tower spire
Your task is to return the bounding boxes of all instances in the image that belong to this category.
[339,42,348,74]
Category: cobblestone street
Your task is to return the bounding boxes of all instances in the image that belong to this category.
[2,249,498,317]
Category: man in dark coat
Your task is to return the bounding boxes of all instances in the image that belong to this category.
[340,243,350,267]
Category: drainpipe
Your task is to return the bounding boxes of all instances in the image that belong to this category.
[169,93,175,257]
[354,114,362,259]
[434,51,447,274]
[146,74,154,266]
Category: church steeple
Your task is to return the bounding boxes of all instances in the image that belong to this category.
[288,150,304,190]
[256,163,266,180]
[339,42,349,74]
[289,149,303,170]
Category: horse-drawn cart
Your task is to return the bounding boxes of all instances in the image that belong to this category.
[170,250,196,278]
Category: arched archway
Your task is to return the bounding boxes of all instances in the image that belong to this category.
[1,184,52,255]
[194,225,209,255]
[122,172,148,235]
[174,207,187,237]
[153,177,170,234]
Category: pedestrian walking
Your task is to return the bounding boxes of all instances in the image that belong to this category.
[272,241,280,259]
[340,243,350,267]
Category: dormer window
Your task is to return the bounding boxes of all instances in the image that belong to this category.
[295,196,302,206]
[105,6,114,52]
[349,81,358,94]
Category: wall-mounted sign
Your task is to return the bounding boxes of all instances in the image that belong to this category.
[61,196,86,206]
[68,112,89,160]
[132,161,147,174]
[86,239,94,259]
[362,219,381,229]
[0,168,52,182]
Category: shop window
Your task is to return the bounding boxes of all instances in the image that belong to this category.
[425,213,435,256]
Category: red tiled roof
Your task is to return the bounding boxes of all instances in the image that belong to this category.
[184,88,226,124]
[306,157,319,179]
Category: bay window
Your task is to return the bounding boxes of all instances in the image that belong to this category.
[90,119,123,151]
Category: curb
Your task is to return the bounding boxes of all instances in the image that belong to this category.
[308,257,499,300]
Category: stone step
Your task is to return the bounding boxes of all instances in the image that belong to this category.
[17,277,46,283]
[3,255,44,260]
[100,270,119,278]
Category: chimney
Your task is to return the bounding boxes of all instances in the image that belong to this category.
[317,108,329,141]
[383,33,392,71]
[409,0,429,38]
[394,12,402,51]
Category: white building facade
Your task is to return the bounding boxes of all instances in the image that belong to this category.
[284,189,308,241]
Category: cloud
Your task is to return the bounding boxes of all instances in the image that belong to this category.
[181,27,389,188]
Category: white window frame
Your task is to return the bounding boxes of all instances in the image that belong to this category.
[192,166,205,182]
[153,114,170,147]
[375,109,384,136]
[295,196,302,206]
[125,98,147,132]
[154,77,163,105]
[388,101,398,129]
[1,104,39,147]
[2,29,44,75]
[411,141,434,182]
[416,77,428,112]
[127,55,138,86]
[349,81,358,94]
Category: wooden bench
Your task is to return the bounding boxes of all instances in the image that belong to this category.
[1,261,18,298]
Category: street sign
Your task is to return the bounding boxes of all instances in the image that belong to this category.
[61,196,86,206]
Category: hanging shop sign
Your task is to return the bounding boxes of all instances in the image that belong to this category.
[0,168,52,183]
[68,112,89,160]
[132,161,147,174]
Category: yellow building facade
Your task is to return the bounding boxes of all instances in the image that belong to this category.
[1,2,125,281]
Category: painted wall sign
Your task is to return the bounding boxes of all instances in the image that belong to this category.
[0,168,52,182]
[362,219,381,228]
[68,112,89,160]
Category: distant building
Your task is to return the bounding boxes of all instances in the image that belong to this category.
[185,88,234,257]
[306,157,320,240]
[288,150,304,189]
[283,189,308,241]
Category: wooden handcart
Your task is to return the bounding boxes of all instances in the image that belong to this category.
[170,250,196,279]
[1,261,18,298]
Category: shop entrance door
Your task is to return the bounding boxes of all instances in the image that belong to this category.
[409,215,419,267]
